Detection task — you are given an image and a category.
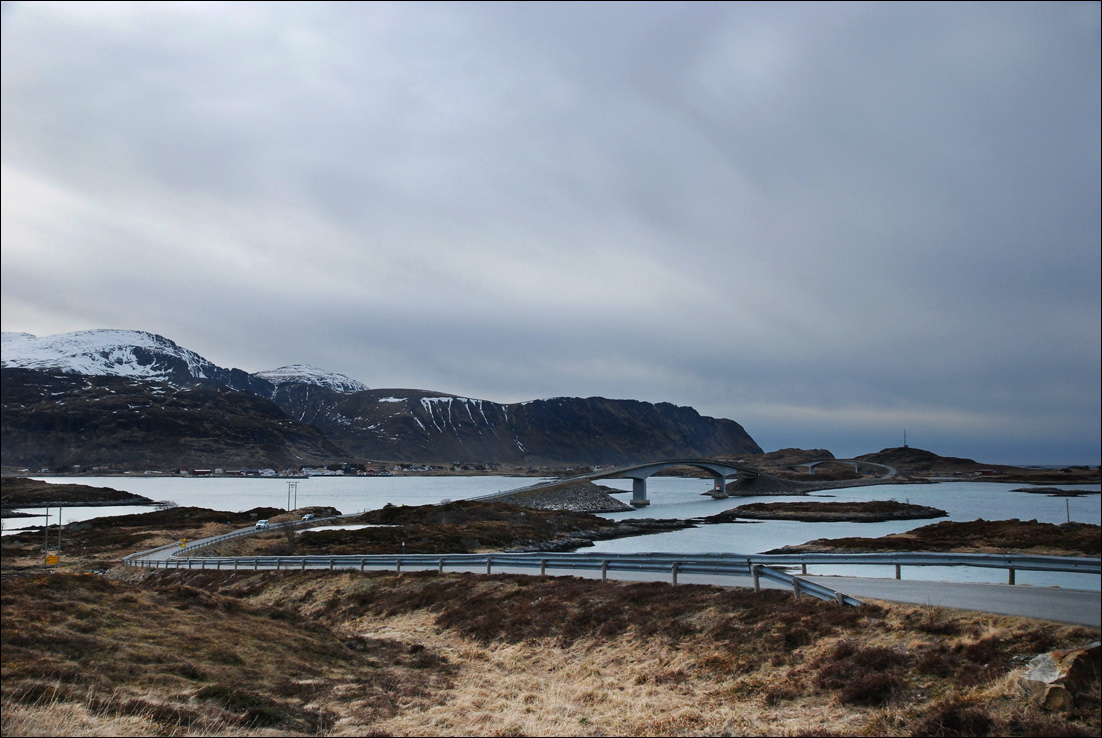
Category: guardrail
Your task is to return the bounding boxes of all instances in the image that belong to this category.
[121,514,348,564]
[746,551,1101,584]
[124,527,1100,609]
[125,549,862,606]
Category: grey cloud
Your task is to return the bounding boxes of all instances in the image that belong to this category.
[2,1,1098,465]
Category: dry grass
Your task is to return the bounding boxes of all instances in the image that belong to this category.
[3,569,1098,737]
[2,699,173,737]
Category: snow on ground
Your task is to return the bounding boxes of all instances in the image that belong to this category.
[298,524,397,534]
[1,329,215,379]
[254,364,368,393]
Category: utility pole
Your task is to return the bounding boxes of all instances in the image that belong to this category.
[43,506,61,567]
[43,505,50,567]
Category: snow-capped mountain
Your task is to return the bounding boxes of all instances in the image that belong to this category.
[2,329,219,379]
[1,329,270,395]
[2,328,763,469]
[254,364,369,394]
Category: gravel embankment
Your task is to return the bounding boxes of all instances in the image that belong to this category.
[492,480,633,513]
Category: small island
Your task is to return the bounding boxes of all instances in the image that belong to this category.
[766,518,1101,557]
[704,499,947,524]
[1,477,156,514]
[1012,486,1100,497]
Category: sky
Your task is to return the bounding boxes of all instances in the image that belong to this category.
[2,2,1100,465]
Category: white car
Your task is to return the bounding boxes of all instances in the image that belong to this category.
[255,519,271,529]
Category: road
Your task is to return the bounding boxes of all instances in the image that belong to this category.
[803,575,1099,627]
[443,563,1099,628]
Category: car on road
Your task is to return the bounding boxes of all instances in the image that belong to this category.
[255,519,271,529]
[302,513,315,521]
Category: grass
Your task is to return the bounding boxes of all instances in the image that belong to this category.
[3,501,1099,735]
[2,569,1098,736]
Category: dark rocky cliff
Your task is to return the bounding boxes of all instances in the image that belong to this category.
[270,387,762,465]
[1,368,348,470]
[2,367,762,470]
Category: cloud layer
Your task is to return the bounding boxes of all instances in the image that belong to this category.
[3,2,1099,463]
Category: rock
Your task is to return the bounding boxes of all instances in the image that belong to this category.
[1020,642,1100,710]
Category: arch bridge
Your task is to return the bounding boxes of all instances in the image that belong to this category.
[590,459,760,507]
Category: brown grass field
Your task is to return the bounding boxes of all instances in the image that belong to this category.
[2,568,1099,737]
[3,492,1100,737]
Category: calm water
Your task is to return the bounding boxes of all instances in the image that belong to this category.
[592,478,1100,589]
[7,475,1099,590]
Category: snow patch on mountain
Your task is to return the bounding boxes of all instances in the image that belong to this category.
[1,329,218,380]
[254,364,368,393]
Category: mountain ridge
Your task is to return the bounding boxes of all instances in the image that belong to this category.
[1,329,763,469]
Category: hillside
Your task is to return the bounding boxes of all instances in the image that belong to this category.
[0,368,350,471]
[2,570,1097,737]
[272,388,761,465]
[1,330,763,469]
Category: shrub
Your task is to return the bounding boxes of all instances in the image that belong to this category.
[915,648,955,677]
[915,609,961,636]
[763,685,800,705]
[836,671,899,706]
[195,684,268,712]
[912,698,993,737]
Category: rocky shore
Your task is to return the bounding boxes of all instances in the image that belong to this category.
[508,517,697,552]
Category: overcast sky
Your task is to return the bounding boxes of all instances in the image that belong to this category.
[2,2,1099,464]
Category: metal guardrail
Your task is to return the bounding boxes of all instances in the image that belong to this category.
[126,549,860,605]
[122,514,348,563]
[745,551,1101,585]
[124,524,1100,609]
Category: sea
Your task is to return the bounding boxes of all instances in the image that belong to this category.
[6,475,1099,590]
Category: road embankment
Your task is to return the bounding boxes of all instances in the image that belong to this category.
[491,479,634,512]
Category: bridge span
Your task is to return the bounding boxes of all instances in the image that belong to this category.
[478,458,762,507]
[592,458,760,506]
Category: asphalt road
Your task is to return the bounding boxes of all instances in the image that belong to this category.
[463,564,1100,629]
[803,575,1101,628]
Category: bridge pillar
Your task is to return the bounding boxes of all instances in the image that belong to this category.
[710,474,728,499]
[631,478,650,506]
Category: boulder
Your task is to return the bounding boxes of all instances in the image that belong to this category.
[1020,642,1100,710]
